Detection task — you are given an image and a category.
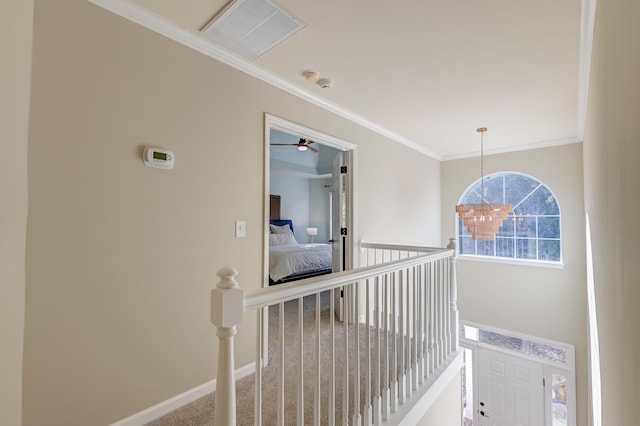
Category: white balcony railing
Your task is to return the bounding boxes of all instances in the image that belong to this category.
[211,241,460,425]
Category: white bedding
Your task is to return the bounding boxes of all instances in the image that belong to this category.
[269,243,332,282]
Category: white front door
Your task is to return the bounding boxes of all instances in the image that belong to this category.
[477,347,545,426]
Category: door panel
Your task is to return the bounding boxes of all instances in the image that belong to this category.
[331,152,346,321]
[331,151,345,272]
[478,348,544,426]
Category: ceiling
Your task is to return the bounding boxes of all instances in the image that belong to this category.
[125,0,584,160]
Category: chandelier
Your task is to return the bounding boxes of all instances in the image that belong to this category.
[455,128,513,240]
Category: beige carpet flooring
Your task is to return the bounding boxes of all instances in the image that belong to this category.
[148,292,409,425]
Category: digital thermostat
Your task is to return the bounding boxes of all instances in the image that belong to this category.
[143,147,174,169]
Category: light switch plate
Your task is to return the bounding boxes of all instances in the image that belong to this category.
[235,220,246,238]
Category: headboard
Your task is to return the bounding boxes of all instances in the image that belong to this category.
[269,219,294,234]
[269,195,281,221]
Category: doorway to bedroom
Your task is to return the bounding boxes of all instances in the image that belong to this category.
[264,114,357,289]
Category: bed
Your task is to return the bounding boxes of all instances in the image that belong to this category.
[269,219,333,284]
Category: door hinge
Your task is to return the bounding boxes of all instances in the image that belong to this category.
[340,227,348,236]
[543,378,546,386]
[340,166,347,174]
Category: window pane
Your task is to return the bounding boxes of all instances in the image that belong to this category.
[516,238,537,259]
[459,218,471,236]
[495,237,514,258]
[538,216,560,238]
[459,236,476,255]
[471,326,568,364]
[477,240,494,256]
[539,239,561,261]
[516,216,537,237]
[497,216,515,237]
[504,174,539,206]
[461,189,483,204]
[515,186,560,215]
[552,374,568,425]
[483,174,504,203]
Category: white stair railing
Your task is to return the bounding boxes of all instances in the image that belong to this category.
[211,242,459,425]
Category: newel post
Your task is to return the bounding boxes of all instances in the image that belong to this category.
[447,238,459,351]
[211,267,244,426]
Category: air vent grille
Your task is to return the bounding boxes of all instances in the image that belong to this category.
[201,0,306,59]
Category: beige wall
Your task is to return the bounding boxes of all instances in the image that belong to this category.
[24,1,442,424]
[0,1,33,425]
[583,0,640,424]
[359,137,441,246]
[441,143,587,425]
[416,371,462,425]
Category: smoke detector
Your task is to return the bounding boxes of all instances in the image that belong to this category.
[317,78,334,89]
[302,70,334,89]
[303,70,320,83]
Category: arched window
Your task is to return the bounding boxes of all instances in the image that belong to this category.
[457,172,562,263]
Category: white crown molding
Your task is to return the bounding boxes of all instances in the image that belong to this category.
[87,0,441,161]
[442,137,582,161]
[87,0,592,162]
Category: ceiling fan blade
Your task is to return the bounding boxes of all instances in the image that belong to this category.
[270,143,298,146]
[308,146,319,153]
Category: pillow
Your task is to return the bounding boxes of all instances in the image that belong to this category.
[269,233,298,246]
[270,223,293,235]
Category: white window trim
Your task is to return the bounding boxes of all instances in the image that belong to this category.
[457,254,565,269]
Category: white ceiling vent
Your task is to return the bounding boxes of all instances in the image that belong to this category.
[201,0,306,59]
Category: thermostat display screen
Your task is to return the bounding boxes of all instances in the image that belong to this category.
[143,147,174,169]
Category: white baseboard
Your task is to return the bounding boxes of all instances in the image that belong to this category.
[110,362,256,426]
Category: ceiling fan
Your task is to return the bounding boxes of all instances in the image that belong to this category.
[271,138,318,152]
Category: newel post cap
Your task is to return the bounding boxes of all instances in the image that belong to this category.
[211,267,243,328]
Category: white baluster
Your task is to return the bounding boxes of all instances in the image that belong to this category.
[373,277,382,426]
[298,298,304,425]
[382,275,390,421]
[428,262,435,376]
[438,260,448,365]
[353,282,362,426]
[278,303,285,425]
[343,285,350,426]
[315,294,321,426]
[329,288,336,426]
[406,267,413,396]
[411,265,420,391]
[211,267,244,426]
[416,264,424,386]
[448,239,459,352]
[435,260,442,368]
[254,308,263,426]
[364,280,372,425]
[398,270,406,405]
[447,261,452,357]
[390,272,398,414]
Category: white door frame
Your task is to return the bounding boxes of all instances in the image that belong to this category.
[262,114,359,355]
[461,322,576,426]
[263,113,358,287]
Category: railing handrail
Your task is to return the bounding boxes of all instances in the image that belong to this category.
[359,241,445,253]
[211,241,459,425]
[243,247,453,311]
